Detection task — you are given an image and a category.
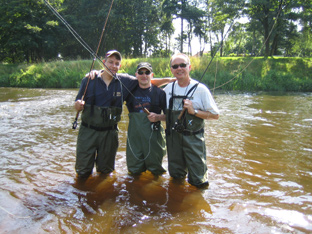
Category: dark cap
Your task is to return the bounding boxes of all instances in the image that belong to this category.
[136,62,153,72]
[105,50,122,60]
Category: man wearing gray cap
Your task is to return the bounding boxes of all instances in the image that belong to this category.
[125,62,166,176]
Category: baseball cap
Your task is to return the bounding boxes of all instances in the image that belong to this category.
[136,62,153,72]
[105,50,122,60]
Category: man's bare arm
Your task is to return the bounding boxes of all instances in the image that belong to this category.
[151,77,176,87]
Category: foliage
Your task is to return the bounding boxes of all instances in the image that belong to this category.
[0,0,311,62]
[1,57,311,92]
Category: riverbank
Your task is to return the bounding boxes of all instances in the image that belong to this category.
[1,57,311,91]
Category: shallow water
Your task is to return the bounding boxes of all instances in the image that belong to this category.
[0,87,311,233]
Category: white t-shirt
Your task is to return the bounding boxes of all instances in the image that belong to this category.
[164,79,220,115]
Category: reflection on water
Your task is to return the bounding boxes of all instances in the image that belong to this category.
[0,88,311,233]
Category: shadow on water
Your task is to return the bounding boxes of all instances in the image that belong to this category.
[17,172,212,233]
[73,172,211,219]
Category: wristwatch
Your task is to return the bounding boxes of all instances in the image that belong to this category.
[194,109,198,116]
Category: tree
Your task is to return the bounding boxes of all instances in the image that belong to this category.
[204,0,244,57]
[246,0,298,57]
[162,0,205,54]
[0,0,62,63]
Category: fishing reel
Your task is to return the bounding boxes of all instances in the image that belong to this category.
[151,121,160,131]
[173,121,185,133]
[72,118,78,129]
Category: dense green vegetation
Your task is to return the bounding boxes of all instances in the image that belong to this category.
[1,57,311,92]
[1,0,311,63]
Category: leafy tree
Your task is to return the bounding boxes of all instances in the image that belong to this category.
[162,0,205,54]
[245,0,298,57]
[296,0,312,56]
[0,0,311,63]
[59,0,163,58]
[204,0,245,57]
[158,15,175,56]
[0,0,62,63]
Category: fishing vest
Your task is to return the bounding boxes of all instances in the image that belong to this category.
[166,81,205,136]
[81,104,122,130]
[80,76,122,131]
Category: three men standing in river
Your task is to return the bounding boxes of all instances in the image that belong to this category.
[74,50,219,189]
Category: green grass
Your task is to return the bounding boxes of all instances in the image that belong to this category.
[1,57,311,91]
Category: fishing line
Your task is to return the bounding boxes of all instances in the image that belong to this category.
[212,59,218,95]
[0,205,31,219]
[43,0,102,64]
[178,0,284,124]
[212,0,284,91]
[175,8,239,122]
[44,0,142,128]
[44,0,150,125]
[71,0,115,129]
[81,0,115,99]
[127,129,154,162]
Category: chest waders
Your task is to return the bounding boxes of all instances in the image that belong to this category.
[75,78,122,178]
[165,81,208,187]
[126,85,166,175]
[126,113,166,175]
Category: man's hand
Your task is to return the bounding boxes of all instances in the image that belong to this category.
[85,70,100,80]
[147,112,166,122]
[74,100,85,111]
[183,99,196,115]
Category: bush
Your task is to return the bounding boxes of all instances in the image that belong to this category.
[1,57,311,92]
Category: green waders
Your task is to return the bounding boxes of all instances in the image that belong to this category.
[75,104,121,178]
[126,112,166,175]
[166,110,208,187]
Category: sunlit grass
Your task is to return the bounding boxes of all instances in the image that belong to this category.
[1,57,311,91]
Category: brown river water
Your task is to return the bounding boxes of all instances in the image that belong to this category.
[0,87,311,233]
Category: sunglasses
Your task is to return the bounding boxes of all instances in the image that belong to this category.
[171,63,188,69]
[138,70,151,75]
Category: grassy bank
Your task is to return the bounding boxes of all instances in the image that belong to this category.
[1,57,311,92]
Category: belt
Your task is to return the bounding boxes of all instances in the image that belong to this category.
[181,128,204,136]
[81,121,117,131]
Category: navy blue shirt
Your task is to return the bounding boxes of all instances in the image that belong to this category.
[125,85,166,114]
[75,73,138,108]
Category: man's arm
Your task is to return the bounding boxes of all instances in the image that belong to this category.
[147,112,166,122]
[189,109,219,120]
[151,77,176,87]
[183,99,219,120]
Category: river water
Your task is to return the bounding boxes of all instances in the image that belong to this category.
[0,87,311,233]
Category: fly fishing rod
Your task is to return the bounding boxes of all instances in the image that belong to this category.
[43,0,103,63]
[44,0,151,128]
[175,0,284,131]
[212,1,284,91]
[72,0,115,129]
[174,17,237,129]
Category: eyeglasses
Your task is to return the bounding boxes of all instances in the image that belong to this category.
[138,70,151,75]
[171,63,188,69]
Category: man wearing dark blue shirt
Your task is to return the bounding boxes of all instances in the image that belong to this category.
[125,62,166,176]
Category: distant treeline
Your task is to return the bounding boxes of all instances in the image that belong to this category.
[1,57,311,92]
[1,0,311,63]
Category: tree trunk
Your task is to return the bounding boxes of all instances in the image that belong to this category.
[263,14,270,57]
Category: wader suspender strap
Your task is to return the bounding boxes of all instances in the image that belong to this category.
[168,81,199,130]
[167,81,176,132]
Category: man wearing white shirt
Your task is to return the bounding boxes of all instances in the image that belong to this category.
[164,53,219,188]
